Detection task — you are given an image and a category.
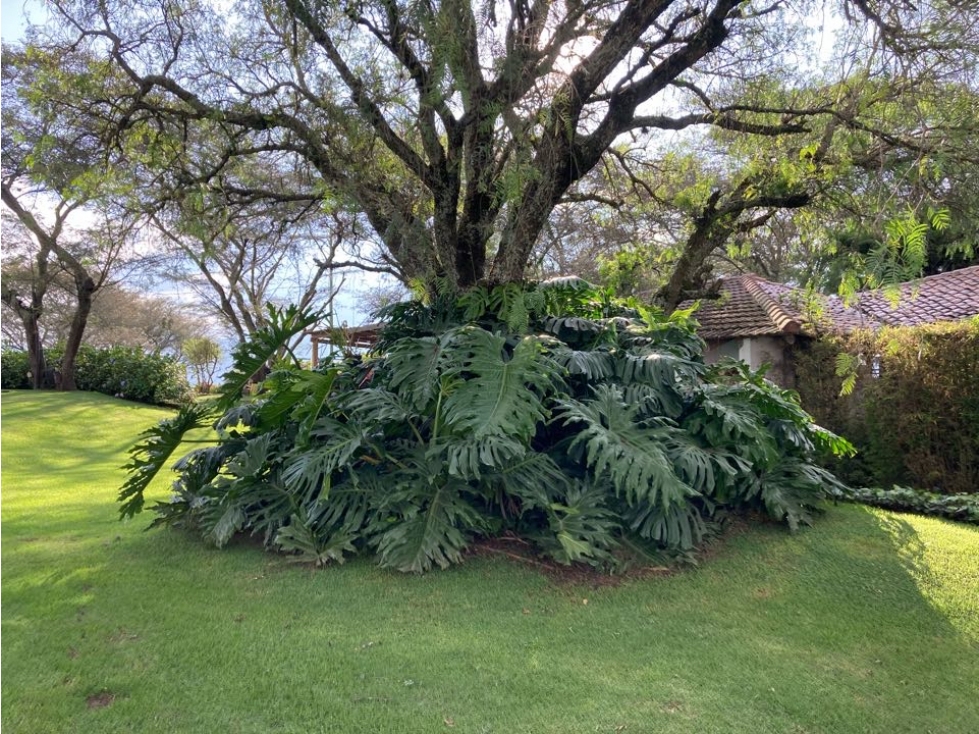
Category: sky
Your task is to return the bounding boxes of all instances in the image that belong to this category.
[1,0,43,43]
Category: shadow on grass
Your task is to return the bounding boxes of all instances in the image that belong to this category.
[3,391,978,733]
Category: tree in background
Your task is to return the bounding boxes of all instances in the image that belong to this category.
[181,336,222,393]
[146,177,349,344]
[1,45,146,390]
[14,0,967,306]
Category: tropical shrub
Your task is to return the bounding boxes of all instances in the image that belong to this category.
[119,287,853,572]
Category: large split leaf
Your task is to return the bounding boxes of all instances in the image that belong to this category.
[442,328,557,441]
[558,384,697,509]
[118,401,218,518]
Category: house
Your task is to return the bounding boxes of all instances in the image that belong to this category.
[685,265,979,386]
[304,266,979,377]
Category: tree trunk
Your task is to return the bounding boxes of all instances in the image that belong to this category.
[58,275,96,392]
[24,317,47,390]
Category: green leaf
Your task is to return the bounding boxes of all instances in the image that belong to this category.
[542,480,618,566]
[118,402,218,519]
[275,512,356,566]
[558,385,697,509]
[374,482,483,573]
[442,329,557,441]
[386,334,449,411]
[218,304,320,412]
[281,419,367,496]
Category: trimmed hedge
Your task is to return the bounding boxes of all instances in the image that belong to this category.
[795,320,979,494]
[1,346,190,406]
[837,486,979,525]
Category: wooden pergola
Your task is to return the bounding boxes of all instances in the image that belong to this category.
[306,324,383,366]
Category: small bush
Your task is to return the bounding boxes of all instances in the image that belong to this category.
[74,346,191,405]
[0,350,32,389]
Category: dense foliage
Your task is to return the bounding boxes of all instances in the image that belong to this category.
[1,345,190,406]
[121,284,852,572]
[796,320,979,495]
[0,350,32,389]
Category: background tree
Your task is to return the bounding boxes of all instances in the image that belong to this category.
[147,190,348,344]
[182,336,222,393]
[26,0,970,305]
[1,44,145,390]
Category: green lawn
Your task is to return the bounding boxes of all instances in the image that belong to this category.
[2,391,977,734]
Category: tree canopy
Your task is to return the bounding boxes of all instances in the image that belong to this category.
[8,0,966,303]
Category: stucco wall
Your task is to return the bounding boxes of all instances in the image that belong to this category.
[704,336,795,387]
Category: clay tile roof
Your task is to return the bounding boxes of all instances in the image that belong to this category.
[682,275,805,339]
[683,265,979,339]
[854,265,979,326]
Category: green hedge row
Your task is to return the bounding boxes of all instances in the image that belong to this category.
[837,486,979,524]
[0,346,190,406]
[795,320,979,495]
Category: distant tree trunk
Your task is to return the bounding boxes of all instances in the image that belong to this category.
[1,266,50,390]
[24,316,47,390]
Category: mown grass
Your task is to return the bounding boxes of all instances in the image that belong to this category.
[2,390,977,734]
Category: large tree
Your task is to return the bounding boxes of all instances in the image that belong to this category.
[1,45,144,390]
[26,0,972,304]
